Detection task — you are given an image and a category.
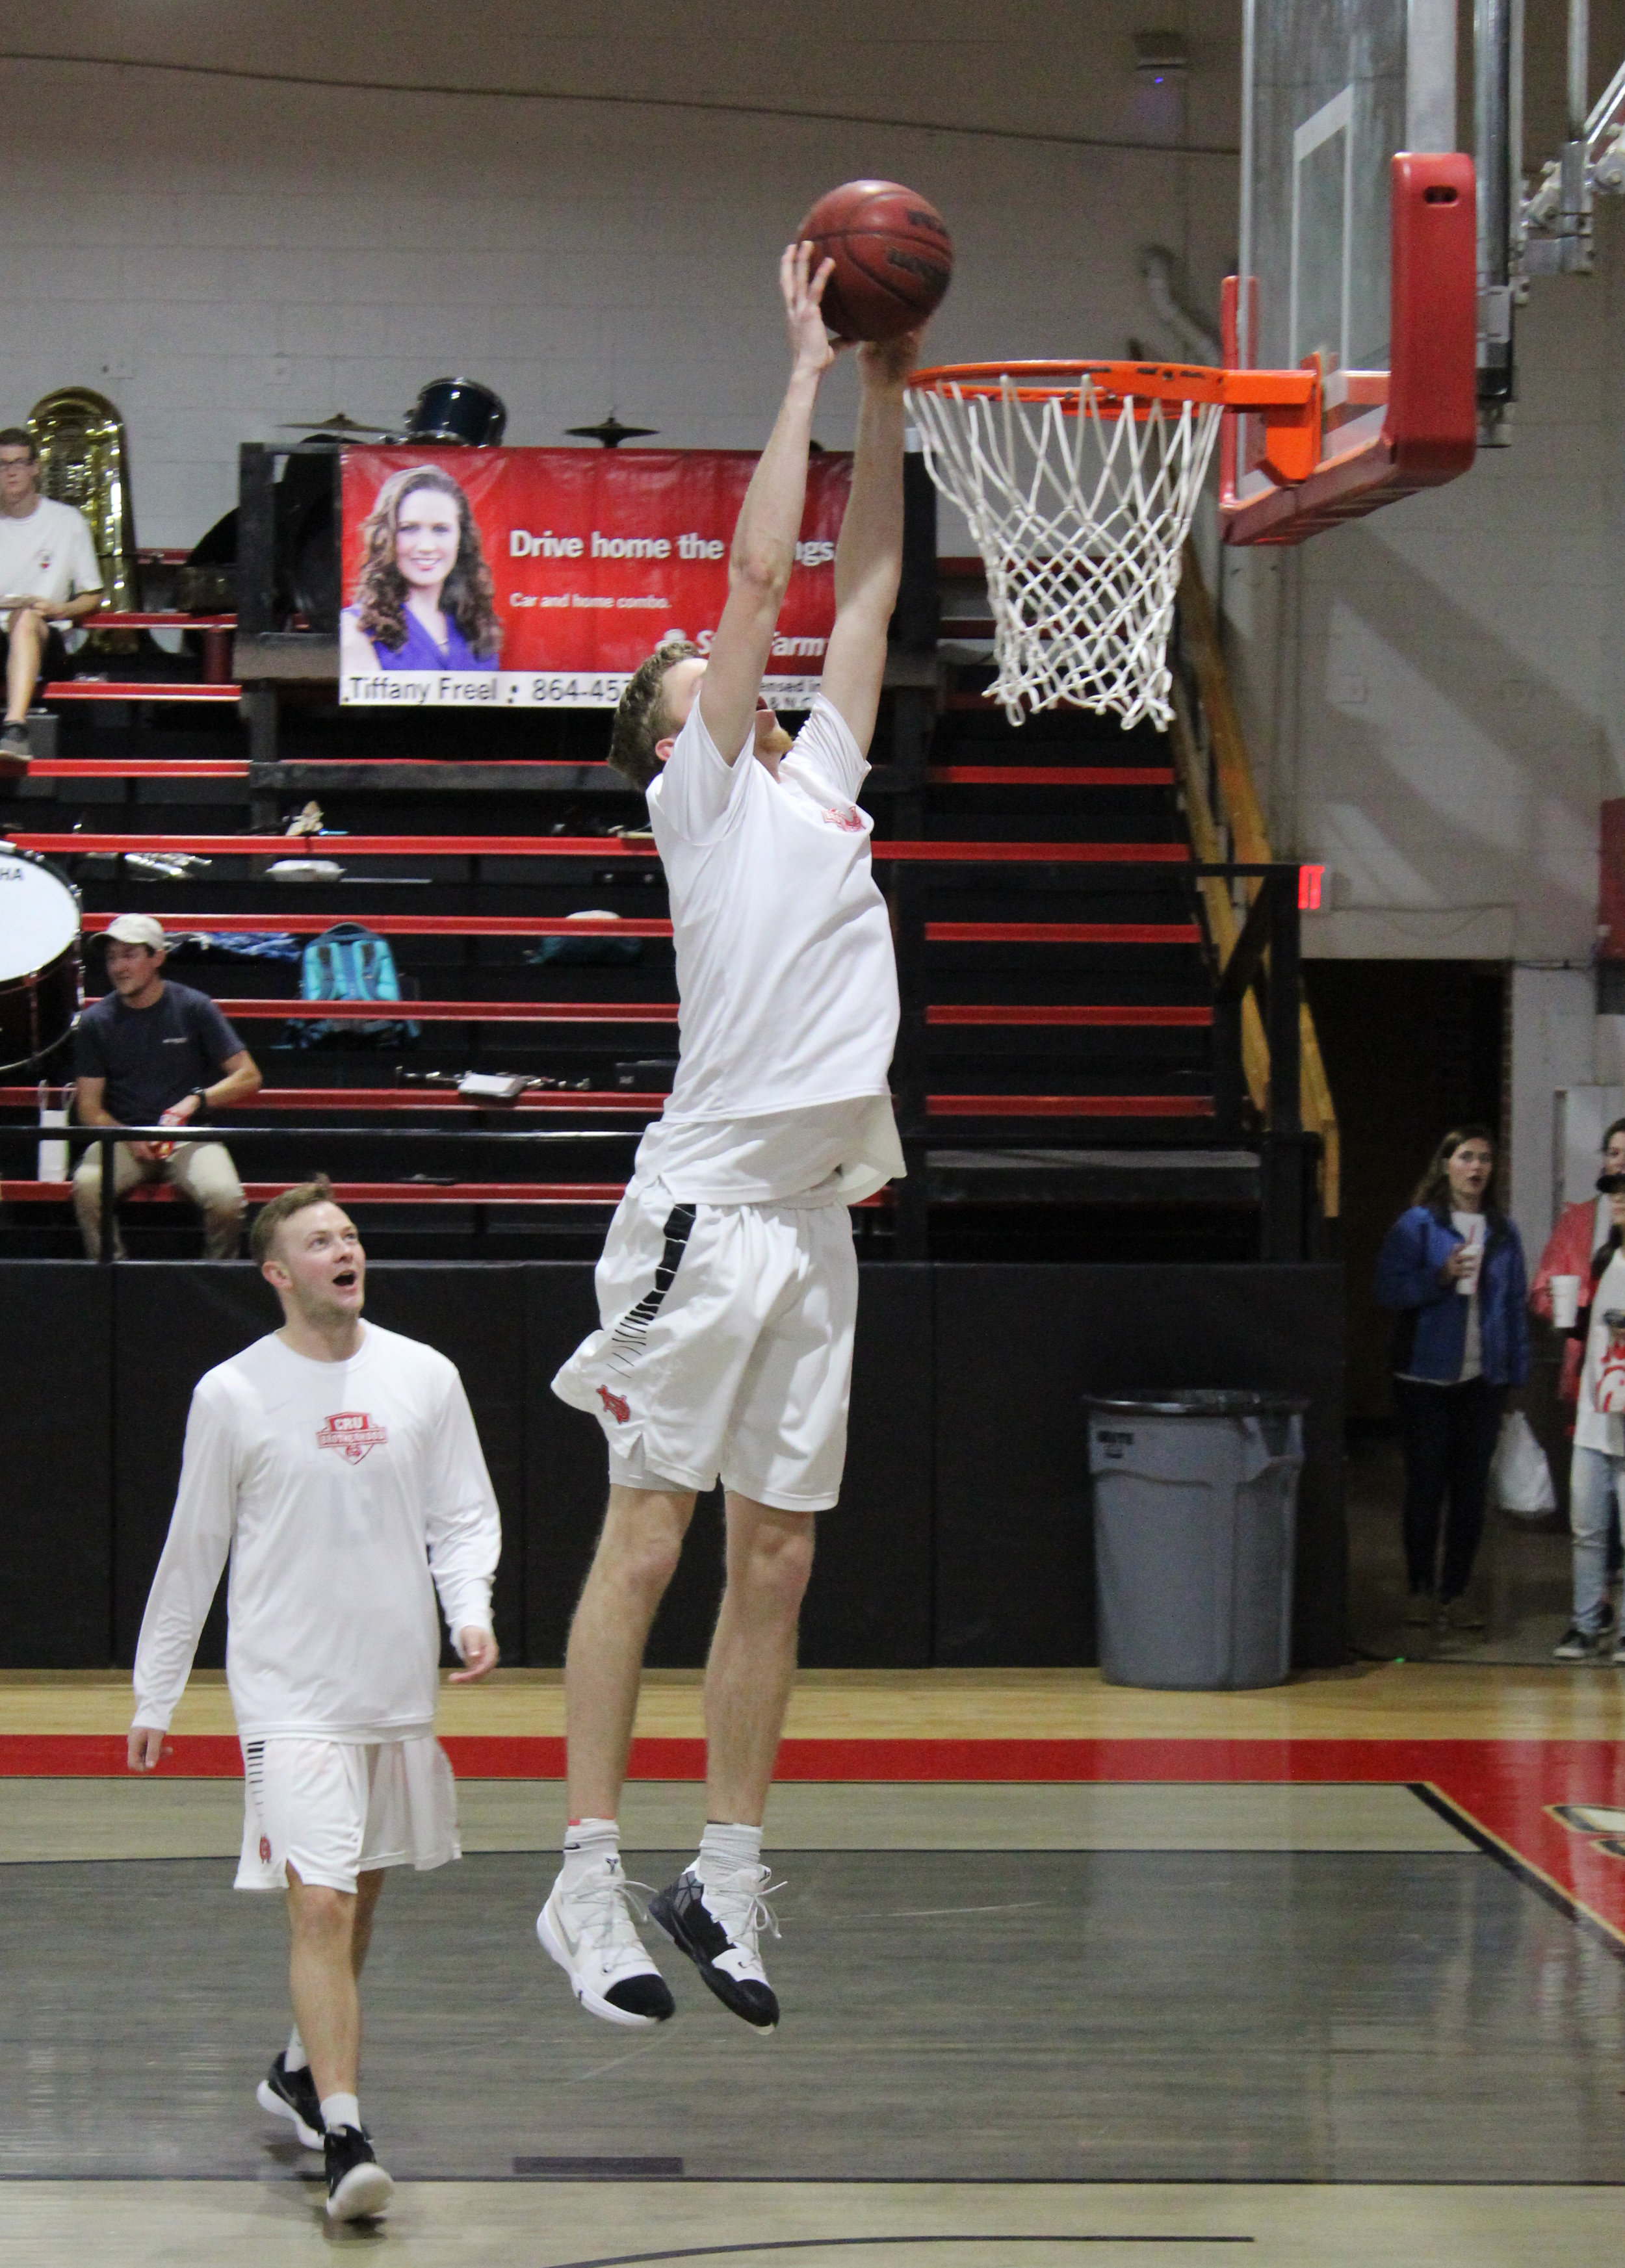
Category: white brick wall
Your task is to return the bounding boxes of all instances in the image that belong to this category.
[0,53,1238,552]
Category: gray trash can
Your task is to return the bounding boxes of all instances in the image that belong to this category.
[1085,1391,1308,1690]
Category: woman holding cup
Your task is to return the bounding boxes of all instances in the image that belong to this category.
[1552,1140,1625,1661]
[1375,1126,1530,1632]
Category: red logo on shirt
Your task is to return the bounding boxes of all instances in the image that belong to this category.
[824,803,864,832]
[317,1410,389,1463]
[597,1385,631,1424]
[259,1834,272,1864]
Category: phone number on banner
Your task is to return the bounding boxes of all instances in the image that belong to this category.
[341,672,827,711]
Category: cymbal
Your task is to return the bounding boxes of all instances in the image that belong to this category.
[277,411,397,437]
[565,411,659,448]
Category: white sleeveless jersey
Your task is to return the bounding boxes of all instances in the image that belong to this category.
[637,695,902,1205]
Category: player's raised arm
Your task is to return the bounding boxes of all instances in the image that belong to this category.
[697,242,838,766]
[816,331,916,758]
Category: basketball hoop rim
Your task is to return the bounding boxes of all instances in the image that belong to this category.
[906,359,1317,413]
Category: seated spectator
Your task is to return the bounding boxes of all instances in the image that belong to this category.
[0,426,104,775]
[72,916,262,1259]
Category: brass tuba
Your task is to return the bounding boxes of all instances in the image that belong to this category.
[27,386,138,611]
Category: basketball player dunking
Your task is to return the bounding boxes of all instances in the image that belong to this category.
[127,1179,501,2220]
[543,243,916,2032]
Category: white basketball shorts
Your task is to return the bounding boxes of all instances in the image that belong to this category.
[235,1734,460,1895]
[551,1182,859,1512]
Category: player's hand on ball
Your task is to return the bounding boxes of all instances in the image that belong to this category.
[127,1725,165,1772]
[781,240,840,376]
[450,1627,499,1683]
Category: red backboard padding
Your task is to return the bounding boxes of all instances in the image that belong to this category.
[1222,151,1478,547]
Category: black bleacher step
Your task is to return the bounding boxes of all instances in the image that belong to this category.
[251,762,629,794]
[926,1148,1260,1205]
[915,816,1184,845]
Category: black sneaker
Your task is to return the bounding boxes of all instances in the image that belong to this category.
[1554,1623,1609,1662]
[648,1863,781,2032]
[256,2051,322,2149]
[0,723,29,780]
[323,2125,393,2222]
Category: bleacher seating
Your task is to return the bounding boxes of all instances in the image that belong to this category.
[0,563,1278,1261]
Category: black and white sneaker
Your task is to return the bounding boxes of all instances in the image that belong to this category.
[256,2052,323,2149]
[649,1862,783,2032]
[1554,1623,1610,1661]
[538,1856,676,2028]
[323,2124,393,2222]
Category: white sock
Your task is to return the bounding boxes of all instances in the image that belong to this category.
[696,1820,763,1890]
[285,2026,309,2074]
[559,1817,619,1893]
[320,2091,361,2135]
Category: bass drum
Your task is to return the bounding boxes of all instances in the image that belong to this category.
[404,377,507,447]
[0,847,81,1072]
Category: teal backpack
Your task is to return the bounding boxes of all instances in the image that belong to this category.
[291,923,419,1048]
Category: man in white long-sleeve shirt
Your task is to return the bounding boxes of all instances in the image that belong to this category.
[127,1176,501,2223]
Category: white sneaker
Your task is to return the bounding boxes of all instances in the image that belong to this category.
[649,1862,783,2031]
[537,1856,675,2028]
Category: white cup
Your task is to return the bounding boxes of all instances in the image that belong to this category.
[1457,1218,1485,1295]
[1551,1273,1581,1330]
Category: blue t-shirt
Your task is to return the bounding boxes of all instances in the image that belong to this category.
[74,982,245,1125]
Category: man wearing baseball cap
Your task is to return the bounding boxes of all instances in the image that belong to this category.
[72,916,262,1259]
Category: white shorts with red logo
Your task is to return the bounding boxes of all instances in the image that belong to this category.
[551,1181,858,1512]
[235,1734,459,1895]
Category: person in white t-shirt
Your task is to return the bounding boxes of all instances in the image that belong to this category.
[0,426,103,774]
[1554,1167,1625,1662]
[541,243,916,2035]
[127,1176,501,2221]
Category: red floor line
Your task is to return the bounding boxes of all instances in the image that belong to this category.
[10,1727,1625,1951]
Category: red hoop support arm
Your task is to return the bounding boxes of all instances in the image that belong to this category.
[1221,151,1478,547]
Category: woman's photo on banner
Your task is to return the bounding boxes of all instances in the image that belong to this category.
[339,464,502,677]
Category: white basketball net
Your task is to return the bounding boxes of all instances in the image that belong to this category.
[909,374,1224,731]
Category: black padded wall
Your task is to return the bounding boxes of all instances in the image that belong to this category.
[0,1263,114,1666]
[5,1258,1346,1674]
[932,1264,1347,1668]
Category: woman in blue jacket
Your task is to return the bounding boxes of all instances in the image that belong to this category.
[1373,1124,1529,1629]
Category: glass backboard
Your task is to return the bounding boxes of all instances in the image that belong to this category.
[1234,0,1457,501]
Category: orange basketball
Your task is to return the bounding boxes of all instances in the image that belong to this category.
[795,179,953,343]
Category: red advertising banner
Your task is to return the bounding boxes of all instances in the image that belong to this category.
[339,446,852,709]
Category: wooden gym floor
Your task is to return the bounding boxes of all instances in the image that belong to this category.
[4,1665,1624,2264]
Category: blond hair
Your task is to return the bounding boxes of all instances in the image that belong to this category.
[250,1175,341,1265]
[608,639,700,788]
